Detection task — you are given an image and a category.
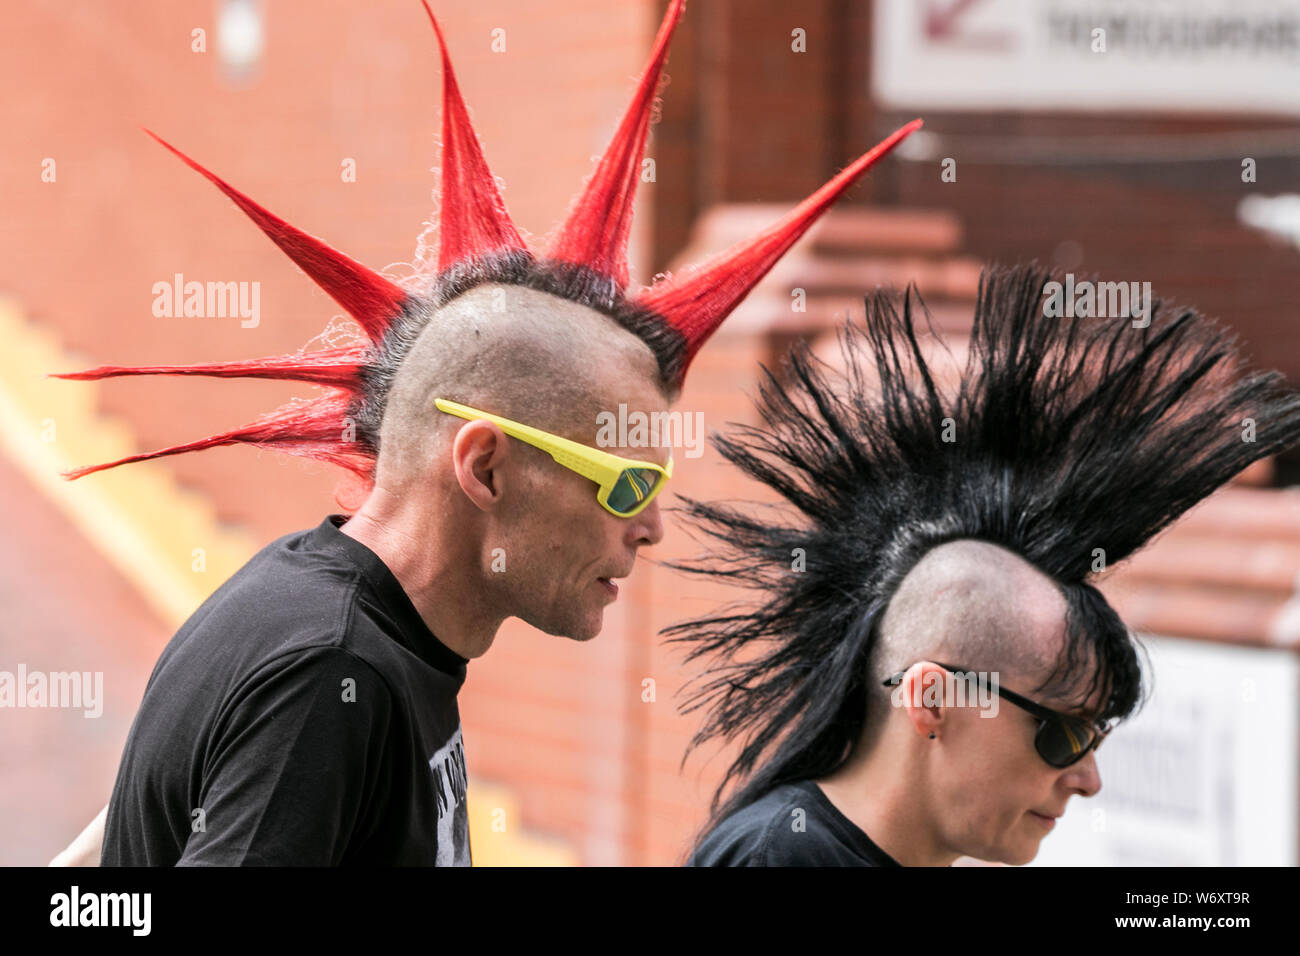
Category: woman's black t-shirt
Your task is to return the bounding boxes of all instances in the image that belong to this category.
[688,780,901,867]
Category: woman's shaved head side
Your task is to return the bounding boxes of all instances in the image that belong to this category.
[870,541,1070,705]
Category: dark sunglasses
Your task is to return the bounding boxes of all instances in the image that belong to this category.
[882,661,1115,769]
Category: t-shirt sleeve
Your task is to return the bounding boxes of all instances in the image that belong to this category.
[176,646,394,866]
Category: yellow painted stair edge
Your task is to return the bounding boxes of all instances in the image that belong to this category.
[0,297,259,631]
[467,780,578,867]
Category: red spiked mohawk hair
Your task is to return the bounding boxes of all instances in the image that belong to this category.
[54,0,921,486]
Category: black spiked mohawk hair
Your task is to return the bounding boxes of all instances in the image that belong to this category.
[664,262,1300,832]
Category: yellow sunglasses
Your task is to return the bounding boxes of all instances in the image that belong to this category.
[434,398,674,518]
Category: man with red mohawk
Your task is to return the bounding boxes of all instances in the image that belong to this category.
[49,0,919,865]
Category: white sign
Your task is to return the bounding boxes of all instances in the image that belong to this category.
[1029,634,1298,866]
[874,0,1300,115]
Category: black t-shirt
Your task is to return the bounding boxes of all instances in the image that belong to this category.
[687,780,901,866]
[102,514,471,866]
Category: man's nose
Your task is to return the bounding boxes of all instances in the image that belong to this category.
[629,498,664,547]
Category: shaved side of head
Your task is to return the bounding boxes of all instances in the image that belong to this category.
[373,284,669,487]
[864,540,1082,740]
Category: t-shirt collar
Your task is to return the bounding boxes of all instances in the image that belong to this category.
[806,780,902,866]
[313,514,469,682]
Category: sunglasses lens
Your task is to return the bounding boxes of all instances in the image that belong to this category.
[606,467,663,515]
[1038,717,1097,767]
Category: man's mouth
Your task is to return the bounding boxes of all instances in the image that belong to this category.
[598,577,619,598]
[1028,811,1059,830]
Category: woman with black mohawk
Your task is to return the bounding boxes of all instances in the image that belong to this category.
[674,263,1300,867]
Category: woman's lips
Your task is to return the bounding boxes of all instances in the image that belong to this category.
[1029,811,1057,830]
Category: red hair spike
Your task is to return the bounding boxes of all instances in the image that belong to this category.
[59,391,370,482]
[546,0,687,287]
[422,1,528,271]
[49,346,367,390]
[142,129,409,343]
[634,119,924,384]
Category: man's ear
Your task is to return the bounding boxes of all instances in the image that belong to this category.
[451,420,509,512]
